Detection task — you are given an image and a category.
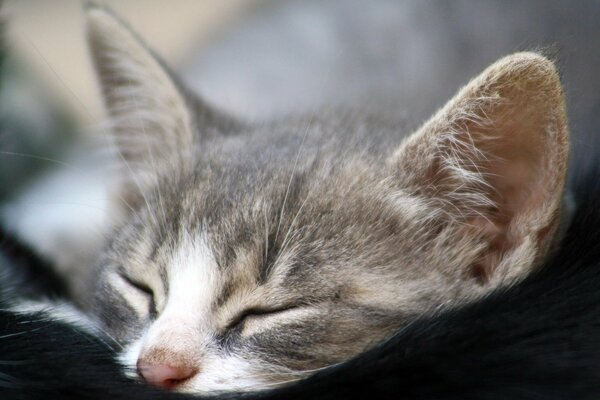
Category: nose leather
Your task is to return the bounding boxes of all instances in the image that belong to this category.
[137,360,197,389]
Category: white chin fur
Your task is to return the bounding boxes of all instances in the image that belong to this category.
[180,355,267,393]
[118,336,145,379]
[118,340,291,393]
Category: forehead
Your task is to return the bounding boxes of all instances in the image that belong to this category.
[112,119,427,295]
[119,160,423,292]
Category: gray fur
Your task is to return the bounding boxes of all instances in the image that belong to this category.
[80,5,569,394]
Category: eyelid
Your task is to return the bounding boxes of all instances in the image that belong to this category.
[118,272,158,317]
[119,272,154,297]
[227,305,298,330]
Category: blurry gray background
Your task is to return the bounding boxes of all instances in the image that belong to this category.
[1,0,599,285]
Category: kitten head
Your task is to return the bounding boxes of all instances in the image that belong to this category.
[84,5,569,394]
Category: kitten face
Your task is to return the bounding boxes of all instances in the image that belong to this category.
[83,5,569,394]
[93,130,456,391]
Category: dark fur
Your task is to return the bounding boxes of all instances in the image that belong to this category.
[0,227,68,300]
[3,142,600,399]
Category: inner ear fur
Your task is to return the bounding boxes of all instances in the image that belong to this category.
[391,52,569,284]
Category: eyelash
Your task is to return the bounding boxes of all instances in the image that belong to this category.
[120,274,157,316]
[226,305,297,330]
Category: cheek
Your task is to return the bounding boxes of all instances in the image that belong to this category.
[101,301,145,344]
[118,335,147,379]
[240,307,322,337]
[119,318,297,392]
[183,354,284,393]
[105,272,153,319]
[93,282,146,343]
[239,312,379,371]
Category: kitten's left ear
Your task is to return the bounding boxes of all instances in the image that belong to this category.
[391,53,569,284]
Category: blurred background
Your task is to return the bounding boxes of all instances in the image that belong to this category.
[0,0,599,289]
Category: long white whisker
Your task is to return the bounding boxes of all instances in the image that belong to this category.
[264,205,269,262]
[130,87,168,232]
[0,151,74,169]
[278,188,313,257]
[0,150,139,218]
[93,325,124,351]
[274,116,313,245]
[9,36,140,217]
[107,110,159,228]
[23,37,94,118]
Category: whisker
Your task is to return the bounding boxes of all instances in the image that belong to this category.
[130,87,168,233]
[22,37,94,118]
[93,325,124,351]
[0,151,139,219]
[14,201,110,214]
[0,151,74,169]
[108,122,159,228]
[6,36,141,217]
[278,187,313,257]
[274,116,313,245]
[263,205,269,263]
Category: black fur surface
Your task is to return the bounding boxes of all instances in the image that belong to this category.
[2,144,600,400]
[0,227,68,300]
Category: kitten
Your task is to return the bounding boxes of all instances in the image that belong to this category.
[79,5,569,394]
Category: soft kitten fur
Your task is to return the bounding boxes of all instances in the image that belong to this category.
[78,5,569,394]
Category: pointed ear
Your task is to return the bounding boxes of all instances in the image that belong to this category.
[85,4,195,205]
[391,53,569,284]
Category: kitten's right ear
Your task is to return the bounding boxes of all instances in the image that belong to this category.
[85,4,237,212]
[85,4,195,173]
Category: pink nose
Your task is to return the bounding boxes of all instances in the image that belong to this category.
[137,360,197,389]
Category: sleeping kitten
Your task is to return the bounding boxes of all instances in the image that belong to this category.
[79,5,569,394]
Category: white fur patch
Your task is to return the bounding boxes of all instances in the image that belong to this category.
[386,189,431,222]
[118,333,271,393]
[118,233,219,374]
[118,335,146,379]
[183,355,265,393]
[116,233,297,392]
[165,233,219,318]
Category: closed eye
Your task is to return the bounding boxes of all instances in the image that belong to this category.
[226,305,298,330]
[119,273,157,317]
